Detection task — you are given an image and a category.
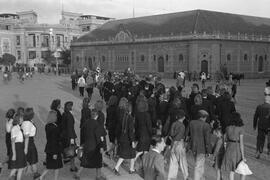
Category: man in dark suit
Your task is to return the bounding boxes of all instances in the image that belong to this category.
[253,87,270,159]
[189,110,212,180]
[142,135,166,180]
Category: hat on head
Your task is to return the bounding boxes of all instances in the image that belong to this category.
[175,109,185,119]
[198,110,209,118]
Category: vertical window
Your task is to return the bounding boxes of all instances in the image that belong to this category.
[131,52,134,64]
[29,51,36,59]
[57,36,61,47]
[179,54,184,62]
[153,55,156,61]
[17,50,21,60]
[102,56,106,62]
[244,54,248,61]
[76,56,79,62]
[16,36,21,46]
[258,56,264,72]
[227,54,231,61]
[166,54,169,61]
[141,55,145,62]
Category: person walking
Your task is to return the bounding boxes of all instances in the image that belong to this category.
[78,75,86,97]
[80,98,91,145]
[167,109,189,180]
[71,72,77,90]
[105,96,118,158]
[0,109,16,171]
[61,101,77,172]
[85,72,95,99]
[8,114,27,180]
[21,108,40,179]
[134,99,152,165]
[114,98,136,175]
[253,87,270,158]
[50,99,62,131]
[74,109,106,180]
[222,112,246,180]
[142,135,166,180]
[189,110,212,180]
[40,110,63,180]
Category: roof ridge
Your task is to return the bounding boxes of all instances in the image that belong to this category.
[193,10,200,33]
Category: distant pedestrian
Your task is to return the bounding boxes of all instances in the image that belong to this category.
[77,75,86,97]
[71,72,77,90]
[189,110,212,180]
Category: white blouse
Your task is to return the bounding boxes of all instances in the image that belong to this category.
[11,125,24,143]
[6,119,13,133]
[21,121,36,137]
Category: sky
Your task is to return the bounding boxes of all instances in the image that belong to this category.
[0,0,269,24]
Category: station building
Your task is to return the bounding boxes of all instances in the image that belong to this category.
[71,9,270,78]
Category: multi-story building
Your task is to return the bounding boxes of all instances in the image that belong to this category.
[71,9,270,78]
[0,10,113,68]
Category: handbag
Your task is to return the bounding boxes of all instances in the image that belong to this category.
[63,145,77,159]
[235,160,252,175]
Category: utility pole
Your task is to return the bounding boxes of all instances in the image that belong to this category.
[132,0,135,18]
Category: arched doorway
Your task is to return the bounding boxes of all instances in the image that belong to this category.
[158,56,164,72]
[88,57,93,70]
[201,60,208,74]
[258,56,263,72]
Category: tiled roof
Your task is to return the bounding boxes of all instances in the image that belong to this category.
[75,9,270,43]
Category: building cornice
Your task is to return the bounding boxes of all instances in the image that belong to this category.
[71,33,270,47]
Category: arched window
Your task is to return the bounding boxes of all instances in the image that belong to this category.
[244,54,248,61]
[179,54,184,62]
[93,56,95,62]
[227,54,231,61]
[258,56,264,72]
[102,56,106,62]
[166,54,169,61]
[85,56,87,63]
[141,55,145,62]
[76,56,79,62]
[153,55,156,61]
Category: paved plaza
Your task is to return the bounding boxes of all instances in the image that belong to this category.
[0,73,270,180]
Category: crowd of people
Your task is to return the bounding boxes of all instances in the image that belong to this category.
[1,67,263,180]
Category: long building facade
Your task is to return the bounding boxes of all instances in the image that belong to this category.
[71,10,270,78]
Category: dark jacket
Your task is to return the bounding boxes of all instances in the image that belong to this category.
[189,119,212,155]
[83,119,103,152]
[55,109,62,130]
[45,123,62,154]
[62,111,77,139]
[216,99,236,131]
[115,110,135,143]
[142,150,166,180]
[253,103,270,130]
[135,111,152,142]
[105,105,118,131]
[80,107,91,129]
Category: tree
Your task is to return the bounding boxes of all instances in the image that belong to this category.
[61,49,71,66]
[43,50,55,65]
[0,53,16,66]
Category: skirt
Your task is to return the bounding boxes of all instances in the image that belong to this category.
[46,153,63,169]
[137,138,151,152]
[117,141,135,159]
[222,142,242,171]
[26,137,38,165]
[81,148,102,169]
[5,132,11,156]
[9,142,27,169]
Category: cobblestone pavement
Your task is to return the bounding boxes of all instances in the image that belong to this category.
[0,73,269,180]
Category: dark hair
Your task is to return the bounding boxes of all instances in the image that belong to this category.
[150,135,163,147]
[82,97,90,109]
[17,107,24,115]
[13,114,20,126]
[192,83,199,90]
[108,95,118,106]
[6,108,15,119]
[50,99,61,110]
[64,101,73,112]
[24,107,34,121]
[229,112,244,127]
[223,91,232,101]
[175,109,185,119]
[198,110,209,119]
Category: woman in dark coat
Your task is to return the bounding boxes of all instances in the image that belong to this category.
[95,100,107,150]
[50,99,62,130]
[105,96,118,157]
[80,98,91,145]
[40,110,63,180]
[134,99,152,163]
[114,98,136,175]
[216,92,236,133]
[61,101,77,171]
[74,109,106,180]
